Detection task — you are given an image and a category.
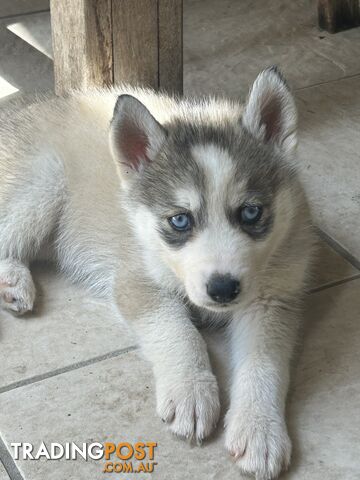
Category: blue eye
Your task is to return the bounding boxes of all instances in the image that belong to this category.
[169,213,192,231]
[240,205,263,224]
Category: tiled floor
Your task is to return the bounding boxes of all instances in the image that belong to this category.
[0,1,359,479]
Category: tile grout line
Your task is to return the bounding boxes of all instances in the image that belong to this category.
[0,435,24,480]
[295,72,360,92]
[309,273,360,294]
[0,345,138,395]
[0,9,50,21]
[316,227,360,270]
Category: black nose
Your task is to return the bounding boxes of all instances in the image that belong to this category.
[206,274,240,304]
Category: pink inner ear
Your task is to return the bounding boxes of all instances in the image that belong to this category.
[119,122,150,171]
[261,94,282,143]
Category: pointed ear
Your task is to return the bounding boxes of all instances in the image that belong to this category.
[109,95,167,176]
[241,67,297,155]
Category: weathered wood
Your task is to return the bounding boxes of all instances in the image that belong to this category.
[318,0,360,33]
[50,0,112,94]
[158,0,183,95]
[112,0,159,89]
[51,0,183,94]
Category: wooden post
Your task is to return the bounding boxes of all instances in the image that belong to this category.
[318,0,360,33]
[158,0,183,94]
[112,0,159,89]
[50,0,113,94]
[50,0,183,95]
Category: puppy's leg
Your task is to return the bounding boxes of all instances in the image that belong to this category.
[0,153,64,315]
[225,301,299,479]
[116,286,220,442]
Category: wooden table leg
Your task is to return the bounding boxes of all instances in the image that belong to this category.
[318,0,360,33]
[50,0,183,95]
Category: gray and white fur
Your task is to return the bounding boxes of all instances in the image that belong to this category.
[0,67,315,479]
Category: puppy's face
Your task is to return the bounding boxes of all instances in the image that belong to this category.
[110,68,298,312]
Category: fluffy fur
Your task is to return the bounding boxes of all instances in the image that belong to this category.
[0,68,315,479]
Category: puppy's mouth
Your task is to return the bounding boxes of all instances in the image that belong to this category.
[202,301,241,313]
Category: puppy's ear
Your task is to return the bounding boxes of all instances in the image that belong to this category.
[241,67,297,155]
[109,94,167,177]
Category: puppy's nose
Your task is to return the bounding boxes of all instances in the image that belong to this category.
[206,274,240,304]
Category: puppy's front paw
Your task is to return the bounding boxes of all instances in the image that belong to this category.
[0,262,35,315]
[156,370,220,442]
[225,409,291,480]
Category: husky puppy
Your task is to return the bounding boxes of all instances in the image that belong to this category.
[0,67,314,479]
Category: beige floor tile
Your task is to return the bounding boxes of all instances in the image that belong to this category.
[0,279,359,479]
[0,15,53,104]
[5,11,52,59]
[297,76,360,262]
[0,1,48,19]
[184,0,360,98]
[0,350,236,480]
[311,240,359,291]
[0,462,10,480]
[1,263,136,389]
[284,279,360,479]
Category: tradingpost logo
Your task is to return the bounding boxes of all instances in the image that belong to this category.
[11,441,158,474]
